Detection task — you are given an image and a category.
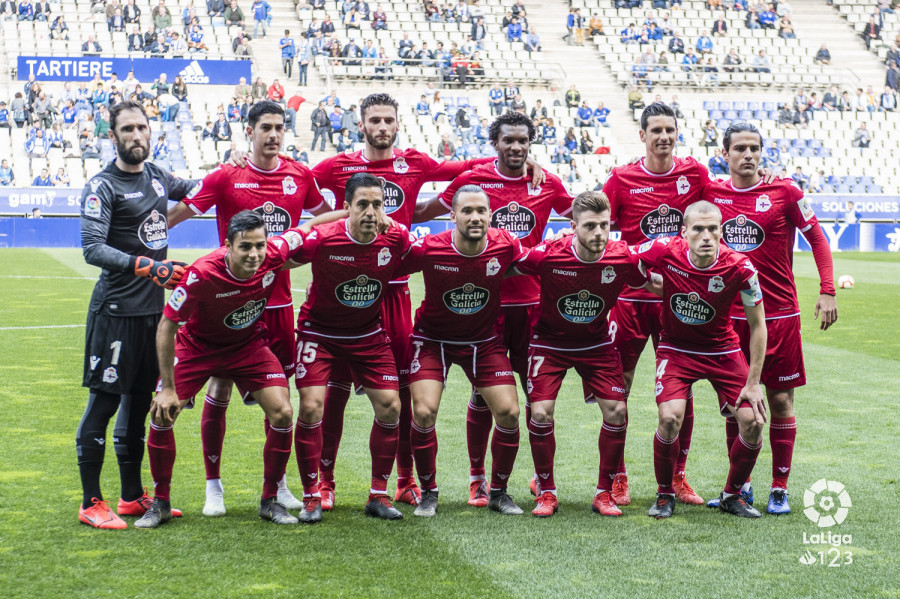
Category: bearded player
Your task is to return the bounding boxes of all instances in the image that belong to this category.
[634,201,767,519]
[167,100,328,516]
[416,111,573,507]
[702,123,837,514]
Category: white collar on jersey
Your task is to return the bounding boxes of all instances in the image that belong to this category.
[638,157,677,177]
[246,158,282,174]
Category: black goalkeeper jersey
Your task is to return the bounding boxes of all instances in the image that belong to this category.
[80,162,196,316]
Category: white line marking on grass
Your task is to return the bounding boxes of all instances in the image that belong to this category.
[0,324,86,331]
[0,275,96,280]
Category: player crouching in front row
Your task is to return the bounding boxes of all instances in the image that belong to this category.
[634,201,768,519]
[137,211,306,528]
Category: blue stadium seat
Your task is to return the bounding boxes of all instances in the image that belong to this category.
[716,118,731,129]
[710,110,725,119]
[724,110,739,120]
[858,175,874,186]
[821,184,835,193]
[816,147,831,157]
[718,101,732,110]
[868,185,883,193]
[738,110,753,120]
[808,138,822,148]
[762,102,776,111]
[748,102,761,111]
[768,110,779,120]
[703,101,717,111]
[754,110,769,120]
[850,184,867,193]
[837,184,852,193]
[733,101,747,111]
[801,147,816,158]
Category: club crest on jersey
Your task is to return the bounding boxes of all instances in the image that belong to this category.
[526,182,541,196]
[393,157,409,174]
[443,283,490,315]
[151,179,165,198]
[377,247,392,267]
[335,275,382,308]
[486,257,501,276]
[557,290,604,323]
[282,176,298,195]
[723,214,765,252]
[262,271,275,288]
[601,266,616,284]
[254,202,291,236]
[640,204,684,239]
[492,201,536,238]
[138,209,168,249]
[84,194,101,218]
[102,367,118,383]
[224,299,267,329]
[670,292,716,325]
[676,175,690,195]
[377,178,405,214]
[755,194,772,212]
[168,286,188,310]
[186,272,199,286]
[708,275,725,293]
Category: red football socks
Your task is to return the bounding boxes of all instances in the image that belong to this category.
[653,429,679,495]
[770,416,796,489]
[725,434,762,494]
[411,421,438,491]
[466,393,492,478]
[319,383,351,482]
[490,424,519,490]
[200,394,228,480]
[675,396,694,473]
[395,386,415,487]
[598,421,627,492]
[369,418,399,494]
[528,417,556,491]
[148,422,176,501]
[294,419,323,495]
[262,423,293,499]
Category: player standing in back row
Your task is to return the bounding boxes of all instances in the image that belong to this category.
[77,100,193,529]
[703,123,837,514]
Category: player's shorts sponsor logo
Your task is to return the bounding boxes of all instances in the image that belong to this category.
[723,214,765,252]
[495,371,514,377]
[492,202,536,238]
[377,178,405,214]
[335,275,382,308]
[670,292,716,325]
[282,176,298,195]
[224,298,268,329]
[778,372,801,382]
[138,209,168,249]
[557,290,605,323]
[168,286,188,310]
[84,194,101,218]
[640,204,683,239]
[266,372,287,380]
[151,179,165,197]
[443,283,490,314]
[254,202,291,236]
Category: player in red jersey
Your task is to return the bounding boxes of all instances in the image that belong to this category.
[510,191,657,517]
[633,201,768,519]
[600,102,717,506]
[702,123,837,515]
[309,93,543,510]
[167,101,328,516]
[397,185,528,517]
[290,173,414,523]
[136,211,305,528]
[416,111,573,506]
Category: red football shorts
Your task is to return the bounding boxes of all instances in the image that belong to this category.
[173,330,288,401]
[527,343,627,403]
[733,315,806,389]
[295,330,400,391]
[499,304,537,381]
[610,300,663,373]
[654,347,749,415]
[263,305,297,376]
[408,336,517,388]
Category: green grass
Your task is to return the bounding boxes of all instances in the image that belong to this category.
[0,249,897,598]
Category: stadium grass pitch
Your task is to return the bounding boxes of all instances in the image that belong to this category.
[0,248,896,598]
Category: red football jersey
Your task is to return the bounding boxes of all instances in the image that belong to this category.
[163,229,305,347]
[633,236,763,355]
[183,158,326,308]
[291,219,414,339]
[514,237,647,350]
[703,178,824,319]
[396,228,528,343]
[603,156,712,302]
[438,162,574,306]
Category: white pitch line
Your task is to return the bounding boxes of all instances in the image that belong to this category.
[0,275,96,280]
[0,324,86,331]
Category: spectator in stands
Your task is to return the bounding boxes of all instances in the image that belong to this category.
[93,105,110,138]
[328,104,344,139]
[26,128,49,157]
[696,31,713,54]
[250,0,267,37]
[371,4,386,29]
[841,200,862,222]
[627,84,645,110]
[47,122,64,148]
[431,92,447,123]
[883,85,899,111]
[415,95,430,116]
[397,32,414,61]
[127,25,143,51]
[838,90,854,111]
[167,76,186,103]
[506,16,523,42]
[745,6,761,29]
[32,168,52,187]
[17,0,33,20]
[886,61,898,92]
[50,15,69,39]
[509,93,526,113]
[579,130,594,154]
[862,16,880,49]
[551,139,569,164]
[566,159,582,184]
[488,83,505,115]
[0,101,10,130]
[822,85,839,110]
[212,112,232,141]
[668,31,685,55]
[143,24,160,52]
[620,22,637,44]
[310,100,330,150]
[852,121,872,147]
[235,35,252,58]
[336,128,354,152]
[887,44,900,67]
[791,166,808,189]
[524,26,541,52]
[700,57,719,87]
[563,128,577,152]
[719,48,741,73]
[109,7,125,31]
[711,15,727,36]
[106,0,119,19]
[807,170,824,194]
[0,0,16,22]
[225,0,243,25]
[183,26,203,53]
[435,133,456,160]
[249,77,266,101]
[149,73,169,96]
[778,101,795,127]
[206,0,223,17]
[565,84,582,108]
[708,148,729,175]
[574,100,593,128]
[681,48,699,79]
[341,104,360,141]
[814,44,831,65]
[265,78,285,104]
[201,120,216,140]
[529,99,547,126]
[153,133,169,164]
[344,7,361,34]
[80,129,100,160]
[122,0,140,21]
[152,0,172,29]
[470,16,486,48]
[588,12,603,36]
[700,119,718,147]
[0,159,14,186]
[778,16,795,38]
[759,4,776,29]
[232,78,251,104]
[752,49,771,73]
[32,91,53,128]
[82,35,102,55]
[34,0,49,20]
[572,8,585,45]
[541,118,557,145]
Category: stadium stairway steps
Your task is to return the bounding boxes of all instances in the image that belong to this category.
[526,0,645,158]
[789,0,887,88]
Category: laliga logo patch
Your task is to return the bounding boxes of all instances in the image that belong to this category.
[708,275,725,293]
[84,194,101,218]
[393,157,409,174]
[283,230,303,250]
[755,194,772,212]
[797,197,816,221]
[377,247,392,267]
[186,180,202,199]
[282,176,298,195]
[262,271,275,288]
[486,257,501,276]
[151,179,165,198]
[168,286,188,310]
[601,265,616,284]
[676,175,690,195]
[527,182,541,196]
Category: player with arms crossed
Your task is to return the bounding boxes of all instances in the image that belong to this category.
[309,93,543,510]
[398,185,528,517]
[167,100,328,516]
[634,201,767,519]
[417,111,573,507]
[290,173,414,523]
[703,123,837,514]
[510,191,657,517]
[77,100,192,529]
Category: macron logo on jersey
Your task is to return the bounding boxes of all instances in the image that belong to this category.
[342,166,367,172]
[630,187,654,194]
[330,255,355,262]
[179,60,210,84]
[481,183,505,189]
[235,183,260,189]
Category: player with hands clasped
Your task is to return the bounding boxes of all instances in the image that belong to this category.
[77,100,193,529]
[633,201,768,520]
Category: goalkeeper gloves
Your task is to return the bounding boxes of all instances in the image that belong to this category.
[134,257,188,289]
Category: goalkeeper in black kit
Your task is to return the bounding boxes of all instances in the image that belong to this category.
[76,100,195,529]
